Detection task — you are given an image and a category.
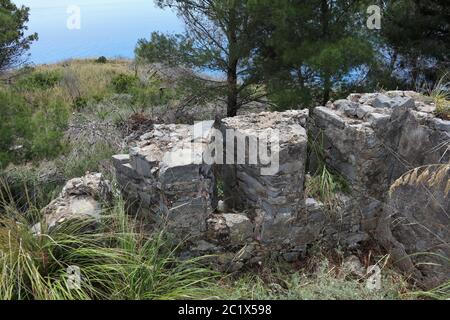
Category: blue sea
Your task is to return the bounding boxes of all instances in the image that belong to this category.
[13,0,184,64]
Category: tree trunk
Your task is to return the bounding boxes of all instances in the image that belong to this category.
[320,0,331,106]
[227,62,238,117]
[226,2,239,117]
[411,56,419,89]
[322,74,331,105]
[389,49,398,75]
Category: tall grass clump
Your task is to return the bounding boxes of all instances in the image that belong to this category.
[306,166,349,206]
[427,72,450,120]
[306,129,349,207]
[415,281,450,300]
[408,255,450,300]
[0,196,218,300]
[412,281,450,300]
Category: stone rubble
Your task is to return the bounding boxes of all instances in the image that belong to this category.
[114,110,368,261]
[311,91,448,228]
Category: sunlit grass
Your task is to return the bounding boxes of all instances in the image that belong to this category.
[428,72,450,120]
[0,197,219,300]
[17,59,133,107]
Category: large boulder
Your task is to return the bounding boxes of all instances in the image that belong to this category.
[33,173,112,234]
[376,164,450,289]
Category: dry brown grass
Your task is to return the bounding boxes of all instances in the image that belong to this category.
[21,59,134,106]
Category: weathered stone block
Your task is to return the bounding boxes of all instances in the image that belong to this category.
[206,213,254,246]
[372,94,415,110]
[33,173,111,235]
[112,154,130,167]
[356,105,375,119]
[311,91,449,199]
[220,110,309,248]
[113,121,217,239]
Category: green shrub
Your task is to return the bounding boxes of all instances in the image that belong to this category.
[96,56,108,64]
[17,70,62,90]
[268,87,313,111]
[111,74,139,94]
[28,100,70,161]
[0,89,69,168]
[58,142,116,179]
[132,85,174,109]
[0,89,33,168]
[73,96,89,110]
[0,166,63,212]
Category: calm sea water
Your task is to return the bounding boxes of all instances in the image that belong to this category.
[13,0,184,64]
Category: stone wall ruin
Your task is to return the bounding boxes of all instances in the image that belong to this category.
[113,91,449,287]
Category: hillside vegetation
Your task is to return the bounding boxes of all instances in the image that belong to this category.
[0,59,448,300]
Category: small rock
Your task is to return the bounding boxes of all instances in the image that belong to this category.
[372,95,415,110]
[112,154,130,167]
[314,107,346,129]
[371,94,391,109]
[210,213,254,245]
[217,200,226,213]
[343,255,365,278]
[432,118,450,132]
[356,105,375,119]
[367,113,391,127]
[334,99,358,117]
[305,198,324,211]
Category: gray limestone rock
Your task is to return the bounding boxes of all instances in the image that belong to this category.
[33,173,111,234]
[220,110,309,248]
[376,164,450,289]
[111,91,449,286]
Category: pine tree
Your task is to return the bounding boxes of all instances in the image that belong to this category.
[0,0,37,73]
[251,0,374,108]
[379,0,449,88]
[136,0,265,117]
